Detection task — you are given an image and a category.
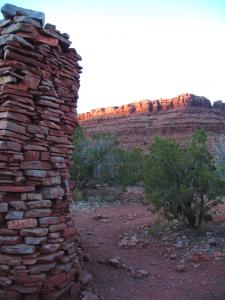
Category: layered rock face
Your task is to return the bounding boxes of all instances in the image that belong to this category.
[79,94,225,150]
[0,4,82,299]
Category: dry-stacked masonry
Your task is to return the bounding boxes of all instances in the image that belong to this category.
[0,4,82,299]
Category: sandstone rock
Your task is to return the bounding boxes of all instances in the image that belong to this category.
[37,252,64,263]
[119,236,139,248]
[9,201,27,210]
[0,235,21,244]
[0,185,35,193]
[208,237,217,246]
[80,271,93,286]
[175,264,187,272]
[20,228,49,237]
[0,254,22,266]
[189,253,211,263]
[20,161,52,170]
[2,244,36,254]
[5,211,24,220]
[39,216,60,225]
[49,223,66,232]
[24,236,47,245]
[0,265,9,271]
[42,186,64,199]
[14,15,42,28]
[0,276,12,287]
[82,291,98,300]
[0,34,34,48]
[29,262,56,274]
[213,251,223,260]
[26,200,52,209]
[129,268,149,279]
[10,285,40,294]
[0,203,8,212]
[11,273,46,284]
[1,4,45,26]
[24,170,47,178]
[7,218,37,230]
[25,209,52,218]
[40,243,61,253]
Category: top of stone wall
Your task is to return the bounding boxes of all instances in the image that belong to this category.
[1,3,45,27]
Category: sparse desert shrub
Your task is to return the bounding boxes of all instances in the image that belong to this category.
[118,148,144,186]
[72,127,123,189]
[144,129,224,228]
[71,127,144,190]
[215,132,225,182]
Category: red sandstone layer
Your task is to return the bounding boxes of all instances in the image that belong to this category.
[79,94,225,150]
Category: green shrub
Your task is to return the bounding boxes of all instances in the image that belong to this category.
[215,132,225,182]
[72,127,144,190]
[144,129,224,228]
[118,148,144,186]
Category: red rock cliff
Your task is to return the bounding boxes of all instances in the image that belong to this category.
[79,94,225,150]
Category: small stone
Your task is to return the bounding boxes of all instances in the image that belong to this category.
[119,236,138,248]
[82,291,98,300]
[37,252,63,263]
[2,244,36,255]
[14,15,42,28]
[0,235,21,245]
[175,264,187,272]
[29,262,56,274]
[0,34,34,48]
[5,211,24,220]
[213,251,223,260]
[40,243,61,253]
[208,237,217,246]
[26,200,52,209]
[39,216,60,225]
[93,214,107,220]
[192,263,200,269]
[20,228,49,237]
[7,218,37,230]
[0,276,12,287]
[130,268,149,279]
[24,236,47,245]
[25,209,51,218]
[9,201,27,210]
[42,186,64,199]
[189,254,211,263]
[0,265,9,271]
[0,203,8,212]
[10,285,40,294]
[169,253,177,260]
[49,223,66,232]
[1,3,45,26]
[79,271,93,286]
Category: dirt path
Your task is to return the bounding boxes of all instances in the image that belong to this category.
[74,202,225,300]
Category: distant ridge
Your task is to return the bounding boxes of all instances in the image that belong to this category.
[79,93,225,121]
[79,94,225,150]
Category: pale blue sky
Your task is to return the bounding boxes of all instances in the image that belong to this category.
[1,0,225,112]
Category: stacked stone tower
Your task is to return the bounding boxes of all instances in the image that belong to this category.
[0,4,82,299]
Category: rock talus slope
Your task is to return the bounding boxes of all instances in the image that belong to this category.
[79,94,225,149]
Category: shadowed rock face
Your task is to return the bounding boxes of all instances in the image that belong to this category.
[79,94,225,150]
[0,4,83,299]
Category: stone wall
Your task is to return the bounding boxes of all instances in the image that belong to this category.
[0,4,82,299]
[79,94,225,150]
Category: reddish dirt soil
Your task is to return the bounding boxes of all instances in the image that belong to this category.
[74,202,225,300]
